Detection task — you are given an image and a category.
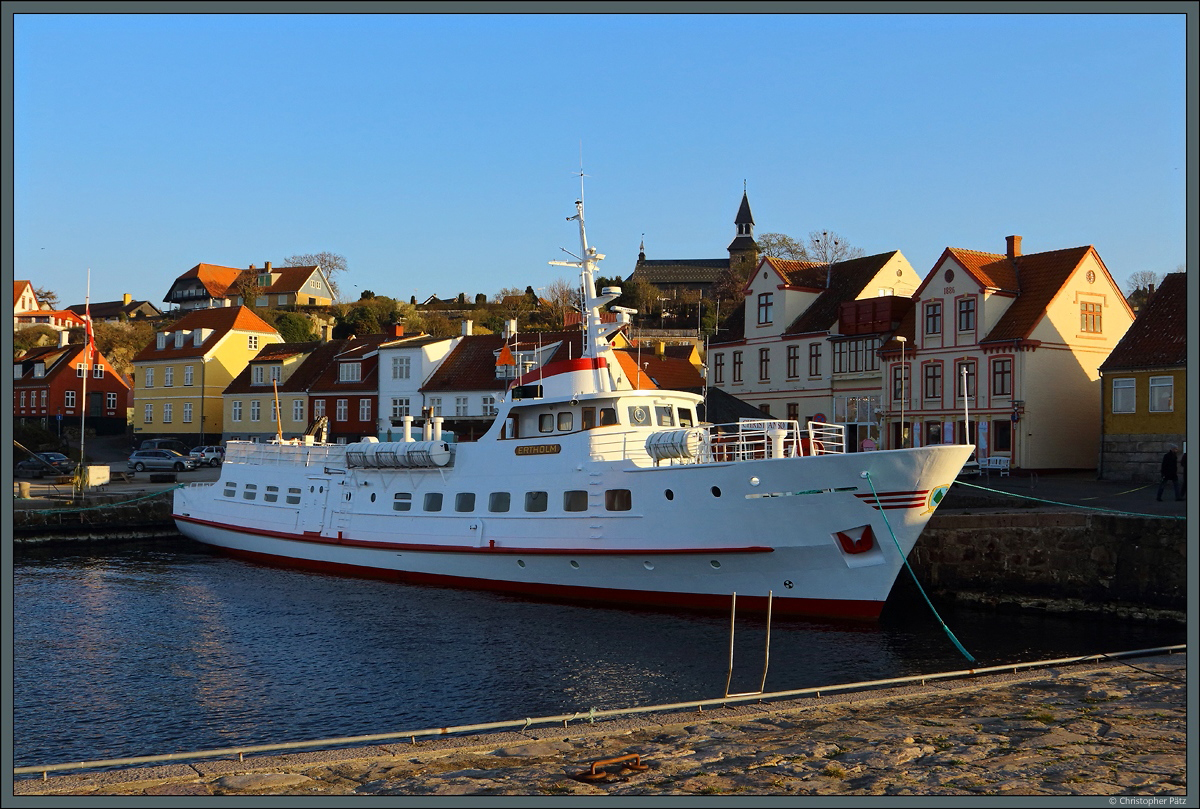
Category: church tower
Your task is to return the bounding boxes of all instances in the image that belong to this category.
[727,190,758,276]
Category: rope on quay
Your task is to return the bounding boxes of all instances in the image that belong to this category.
[954,480,1186,520]
[20,484,185,515]
[863,471,974,664]
[12,644,1184,781]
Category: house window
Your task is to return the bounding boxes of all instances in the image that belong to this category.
[808,344,820,377]
[269,399,278,422]
[77,363,86,377]
[232,401,243,422]
[991,358,1013,397]
[923,363,942,401]
[954,361,976,399]
[924,302,942,335]
[429,397,442,417]
[156,333,166,349]
[144,403,153,423]
[270,366,282,383]
[254,366,265,384]
[359,398,372,422]
[248,335,259,350]
[713,353,724,384]
[1149,376,1173,412]
[758,348,770,381]
[184,365,194,386]
[163,403,173,423]
[786,345,799,378]
[145,368,154,388]
[293,399,304,422]
[1111,378,1135,413]
[786,402,799,422]
[65,390,76,408]
[456,396,469,416]
[757,293,773,325]
[339,362,361,382]
[759,404,771,416]
[336,399,348,421]
[92,365,104,379]
[892,364,909,402]
[482,396,497,416]
[183,403,193,423]
[34,362,45,378]
[107,392,117,409]
[313,399,325,418]
[41,390,47,407]
[164,367,174,387]
[174,331,184,348]
[1080,301,1102,334]
[991,419,1012,452]
[391,397,410,419]
[250,400,261,422]
[732,351,743,383]
[20,391,26,408]
[957,298,976,332]
[392,356,410,379]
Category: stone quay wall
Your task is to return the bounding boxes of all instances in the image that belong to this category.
[912,511,1186,616]
[1101,432,1187,482]
[13,495,177,543]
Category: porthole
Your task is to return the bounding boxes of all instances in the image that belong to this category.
[710,560,722,569]
[749,477,760,487]
[711,486,722,497]
[570,560,580,569]
[370,493,376,502]
[517,560,526,568]
[643,561,655,571]
[665,489,674,500]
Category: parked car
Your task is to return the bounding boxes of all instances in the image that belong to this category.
[139,438,192,456]
[189,445,224,467]
[127,449,197,473]
[16,452,78,479]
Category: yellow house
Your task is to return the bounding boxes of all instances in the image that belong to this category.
[1098,271,1187,481]
[131,306,282,444]
[880,236,1135,470]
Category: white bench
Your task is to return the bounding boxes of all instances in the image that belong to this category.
[978,456,1011,476]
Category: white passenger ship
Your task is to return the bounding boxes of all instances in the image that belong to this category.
[174,199,973,620]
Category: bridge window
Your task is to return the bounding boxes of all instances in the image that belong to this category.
[655,406,675,427]
[539,414,554,433]
[600,407,618,426]
[557,412,573,431]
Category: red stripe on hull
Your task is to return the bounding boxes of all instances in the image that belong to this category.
[204,543,884,621]
[174,515,774,556]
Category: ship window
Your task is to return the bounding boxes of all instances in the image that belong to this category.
[557,412,573,431]
[600,407,617,426]
[605,489,632,511]
[264,485,279,503]
[287,487,301,505]
[679,409,694,427]
[393,492,412,512]
[563,490,588,512]
[525,491,548,512]
[223,482,237,498]
[242,483,257,500]
[582,407,596,429]
[655,406,675,427]
[424,492,443,512]
[489,492,511,512]
[539,413,554,433]
[628,406,650,426]
[455,492,476,512]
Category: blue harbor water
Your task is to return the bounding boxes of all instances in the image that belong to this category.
[13,536,1185,771]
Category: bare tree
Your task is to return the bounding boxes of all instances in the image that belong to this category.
[1124,270,1161,298]
[282,251,347,301]
[33,287,60,309]
[543,277,582,328]
[756,232,810,261]
[807,230,865,265]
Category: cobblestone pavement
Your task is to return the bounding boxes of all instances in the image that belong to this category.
[13,653,1186,799]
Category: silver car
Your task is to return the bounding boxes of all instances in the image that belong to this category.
[127,449,198,473]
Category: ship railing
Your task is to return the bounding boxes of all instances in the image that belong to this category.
[597,420,847,467]
[223,440,348,467]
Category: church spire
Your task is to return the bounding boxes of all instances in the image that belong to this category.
[727,187,758,273]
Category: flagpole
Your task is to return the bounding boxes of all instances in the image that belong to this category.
[78,270,92,500]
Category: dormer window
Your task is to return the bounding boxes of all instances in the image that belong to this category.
[259,273,271,286]
[157,333,167,349]
[174,331,185,348]
[339,362,362,382]
[33,362,44,377]
[193,330,203,346]
[757,293,773,326]
[253,366,265,384]
[15,365,24,379]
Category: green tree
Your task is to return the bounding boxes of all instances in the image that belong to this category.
[274,312,317,343]
[13,326,59,356]
[757,232,810,261]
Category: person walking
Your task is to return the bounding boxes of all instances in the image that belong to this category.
[1157,445,1181,502]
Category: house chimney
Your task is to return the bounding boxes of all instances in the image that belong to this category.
[462,319,473,336]
[123,293,132,305]
[265,261,272,271]
[249,264,256,270]
[1006,235,1022,259]
[656,341,666,356]
[393,323,405,337]
[58,329,70,348]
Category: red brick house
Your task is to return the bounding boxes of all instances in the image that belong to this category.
[307,333,395,443]
[14,336,133,436]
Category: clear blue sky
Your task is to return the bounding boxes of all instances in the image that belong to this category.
[13,11,1189,310]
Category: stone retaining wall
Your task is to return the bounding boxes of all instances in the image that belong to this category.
[1101,433,1187,482]
[13,496,176,542]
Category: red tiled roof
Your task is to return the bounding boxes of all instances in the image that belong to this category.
[784,252,906,336]
[613,349,704,389]
[178,264,245,298]
[229,266,324,296]
[980,246,1095,343]
[421,335,509,393]
[132,306,280,362]
[1099,272,1187,371]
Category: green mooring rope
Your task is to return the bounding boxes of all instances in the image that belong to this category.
[863,471,975,664]
[19,483,186,515]
[955,480,1186,520]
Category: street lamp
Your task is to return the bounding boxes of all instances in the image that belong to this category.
[896,336,907,448]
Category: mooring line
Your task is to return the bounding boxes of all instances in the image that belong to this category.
[954,480,1184,520]
[19,484,185,515]
[863,471,975,663]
